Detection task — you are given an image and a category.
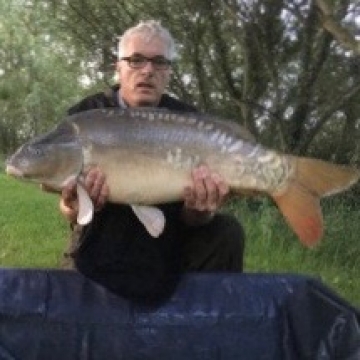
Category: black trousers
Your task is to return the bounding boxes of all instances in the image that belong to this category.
[63,213,245,304]
[180,214,245,272]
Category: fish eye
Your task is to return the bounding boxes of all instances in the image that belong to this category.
[29,146,43,156]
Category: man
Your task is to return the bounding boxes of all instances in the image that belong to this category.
[60,20,245,304]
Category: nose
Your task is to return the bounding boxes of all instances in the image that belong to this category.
[141,60,156,73]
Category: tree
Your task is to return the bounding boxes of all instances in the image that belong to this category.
[315,0,360,56]
[0,0,88,152]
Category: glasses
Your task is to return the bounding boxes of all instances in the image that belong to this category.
[120,55,172,70]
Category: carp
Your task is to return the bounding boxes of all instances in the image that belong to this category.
[6,107,359,245]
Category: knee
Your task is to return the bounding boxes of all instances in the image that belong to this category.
[181,213,245,272]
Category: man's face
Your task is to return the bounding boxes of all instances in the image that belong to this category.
[117,34,172,107]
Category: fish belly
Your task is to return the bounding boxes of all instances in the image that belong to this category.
[87,147,191,205]
[84,142,292,205]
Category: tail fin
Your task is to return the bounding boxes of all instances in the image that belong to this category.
[272,157,359,247]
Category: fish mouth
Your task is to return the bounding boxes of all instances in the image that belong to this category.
[5,164,24,177]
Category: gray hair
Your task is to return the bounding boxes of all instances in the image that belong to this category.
[118,20,177,60]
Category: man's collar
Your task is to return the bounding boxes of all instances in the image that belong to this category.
[118,95,128,109]
[113,86,128,109]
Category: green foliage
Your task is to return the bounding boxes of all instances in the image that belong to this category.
[0,153,4,172]
[0,174,359,306]
[0,174,67,267]
[0,0,91,152]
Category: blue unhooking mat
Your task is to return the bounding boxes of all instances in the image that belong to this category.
[0,268,359,360]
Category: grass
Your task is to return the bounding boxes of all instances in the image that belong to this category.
[0,172,359,307]
[226,198,360,307]
[0,174,68,268]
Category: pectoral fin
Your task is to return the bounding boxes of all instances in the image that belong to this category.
[131,205,165,238]
[76,183,94,225]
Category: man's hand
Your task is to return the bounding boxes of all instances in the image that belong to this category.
[182,165,229,226]
[59,168,109,223]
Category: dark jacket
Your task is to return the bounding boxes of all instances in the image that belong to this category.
[68,85,197,304]
[68,84,196,115]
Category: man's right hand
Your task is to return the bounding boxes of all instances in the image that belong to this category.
[59,168,109,223]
